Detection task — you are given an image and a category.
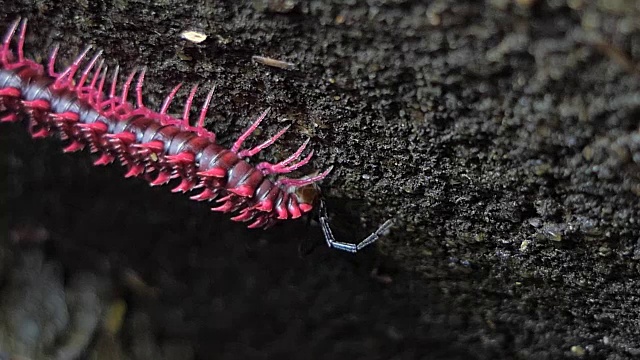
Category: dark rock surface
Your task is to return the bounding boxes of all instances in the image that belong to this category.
[2,1,640,359]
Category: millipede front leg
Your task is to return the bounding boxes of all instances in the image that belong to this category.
[318,200,394,253]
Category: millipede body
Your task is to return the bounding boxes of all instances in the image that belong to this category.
[1,19,392,252]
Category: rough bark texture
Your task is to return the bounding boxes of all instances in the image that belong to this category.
[2,1,640,359]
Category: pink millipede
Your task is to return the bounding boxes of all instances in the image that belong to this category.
[1,18,393,252]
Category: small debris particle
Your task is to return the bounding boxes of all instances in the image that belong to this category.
[426,11,441,26]
[541,223,565,242]
[370,267,393,285]
[252,55,296,70]
[571,345,586,357]
[489,0,510,10]
[592,41,640,76]
[528,218,542,228]
[177,52,193,61]
[567,0,583,10]
[515,0,537,8]
[180,30,207,44]
[215,34,232,45]
[162,340,195,360]
[385,326,403,341]
[54,273,104,360]
[122,269,160,298]
[253,0,297,13]
[597,245,611,257]
[533,163,551,176]
[9,223,49,244]
[103,299,127,335]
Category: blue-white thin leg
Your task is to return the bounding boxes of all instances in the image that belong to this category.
[318,200,393,253]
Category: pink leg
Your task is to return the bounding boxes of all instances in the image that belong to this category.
[51,111,80,124]
[0,19,35,71]
[102,67,138,119]
[91,60,105,88]
[1,114,19,122]
[93,153,115,166]
[15,20,27,64]
[181,84,199,128]
[130,140,164,153]
[77,121,108,134]
[94,65,109,107]
[47,45,60,77]
[181,86,217,139]
[104,131,136,144]
[171,178,196,193]
[99,66,126,117]
[166,152,195,164]
[157,83,183,125]
[237,124,290,158]
[77,50,103,90]
[124,163,145,178]
[107,67,136,118]
[63,141,84,153]
[276,139,309,167]
[247,217,269,229]
[264,151,314,175]
[1,19,20,66]
[53,46,92,90]
[30,125,49,138]
[135,67,147,108]
[120,67,138,104]
[104,65,121,112]
[255,139,310,174]
[150,171,171,186]
[83,59,104,104]
[11,19,43,73]
[190,187,218,201]
[160,83,183,114]
[196,87,215,129]
[277,166,333,188]
[231,108,271,153]
[211,195,235,213]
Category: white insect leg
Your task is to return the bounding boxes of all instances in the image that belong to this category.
[318,200,393,253]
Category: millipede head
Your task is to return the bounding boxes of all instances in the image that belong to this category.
[291,183,394,253]
[294,183,321,213]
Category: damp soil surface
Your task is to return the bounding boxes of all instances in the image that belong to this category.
[2,1,640,359]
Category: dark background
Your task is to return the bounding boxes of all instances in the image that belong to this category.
[2,1,640,359]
